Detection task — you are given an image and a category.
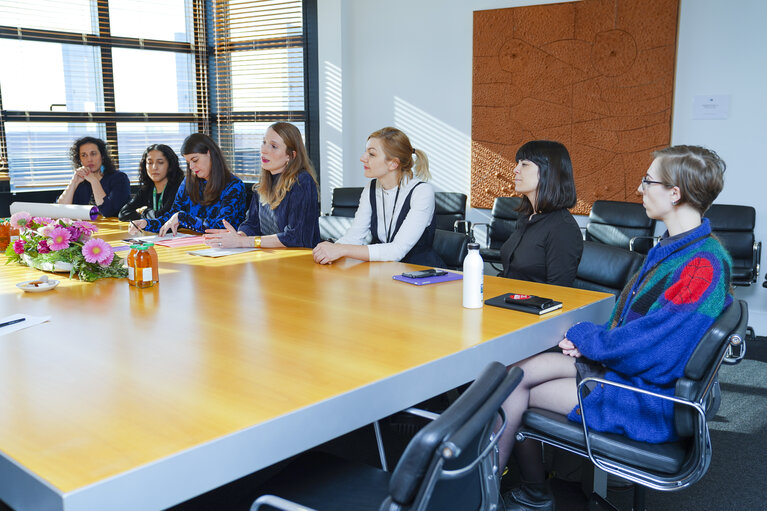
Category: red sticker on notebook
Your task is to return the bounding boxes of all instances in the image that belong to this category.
[509,294,531,300]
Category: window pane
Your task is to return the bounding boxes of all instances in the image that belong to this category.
[229,48,304,111]
[109,0,193,42]
[0,40,103,112]
[112,48,195,113]
[226,0,302,43]
[0,0,97,34]
[230,121,304,179]
[116,122,196,182]
[7,123,105,191]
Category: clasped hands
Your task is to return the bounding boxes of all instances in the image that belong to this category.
[72,166,100,185]
[204,219,247,248]
[559,338,582,358]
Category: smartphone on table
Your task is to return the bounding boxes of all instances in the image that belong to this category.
[401,268,448,279]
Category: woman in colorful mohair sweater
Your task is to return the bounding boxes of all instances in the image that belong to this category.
[501,145,733,511]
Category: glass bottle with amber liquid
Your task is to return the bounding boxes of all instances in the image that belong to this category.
[134,245,154,288]
[143,242,159,285]
[127,244,139,286]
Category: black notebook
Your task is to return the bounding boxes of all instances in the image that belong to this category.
[485,293,563,315]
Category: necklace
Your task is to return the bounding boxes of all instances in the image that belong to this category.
[380,184,401,243]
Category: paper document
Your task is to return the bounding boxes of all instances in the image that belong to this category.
[188,247,258,258]
[123,233,195,244]
[0,314,51,337]
[155,236,207,248]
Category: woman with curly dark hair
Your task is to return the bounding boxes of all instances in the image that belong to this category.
[118,144,184,221]
[58,136,130,217]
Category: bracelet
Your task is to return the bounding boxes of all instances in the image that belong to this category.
[254,236,262,248]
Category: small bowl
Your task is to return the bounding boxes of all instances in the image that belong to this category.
[17,278,60,293]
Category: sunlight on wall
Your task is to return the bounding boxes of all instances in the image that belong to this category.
[393,97,470,195]
[321,60,344,211]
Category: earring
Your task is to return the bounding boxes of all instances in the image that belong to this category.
[672,199,678,206]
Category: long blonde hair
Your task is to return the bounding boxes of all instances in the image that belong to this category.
[256,122,318,208]
[368,127,430,183]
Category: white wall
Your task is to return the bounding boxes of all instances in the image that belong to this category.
[318,0,767,333]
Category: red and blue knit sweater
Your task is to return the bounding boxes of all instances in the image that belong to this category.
[566,219,732,443]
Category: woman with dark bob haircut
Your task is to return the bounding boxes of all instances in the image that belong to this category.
[499,140,583,285]
[118,144,184,221]
[58,136,131,217]
[128,133,247,236]
[499,145,733,511]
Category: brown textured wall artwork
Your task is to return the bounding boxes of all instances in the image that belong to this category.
[472,0,680,213]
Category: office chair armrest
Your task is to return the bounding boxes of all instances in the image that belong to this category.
[576,377,709,490]
[454,219,471,235]
[629,235,658,252]
[470,222,490,247]
[752,241,761,283]
[251,494,317,511]
[439,408,507,480]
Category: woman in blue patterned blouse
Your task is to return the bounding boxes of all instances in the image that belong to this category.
[202,122,320,249]
[128,134,247,236]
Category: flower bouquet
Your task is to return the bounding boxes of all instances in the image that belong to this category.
[4,211,128,282]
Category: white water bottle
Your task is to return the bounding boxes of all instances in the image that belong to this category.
[463,242,484,308]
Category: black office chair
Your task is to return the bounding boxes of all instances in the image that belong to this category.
[434,192,469,233]
[516,300,748,511]
[251,363,525,511]
[704,204,761,286]
[585,200,657,254]
[471,196,523,271]
[573,241,645,296]
[318,187,365,242]
[433,229,470,271]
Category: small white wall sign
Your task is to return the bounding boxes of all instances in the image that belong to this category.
[692,95,731,120]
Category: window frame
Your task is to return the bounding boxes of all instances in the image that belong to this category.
[0,0,320,191]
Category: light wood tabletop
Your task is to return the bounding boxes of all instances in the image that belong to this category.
[0,219,614,511]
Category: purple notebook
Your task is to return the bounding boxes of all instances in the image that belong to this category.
[392,272,463,286]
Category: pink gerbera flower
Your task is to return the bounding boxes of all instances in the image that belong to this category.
[48,226,72,251]
[10,211,32,230]
[82,238,114,265]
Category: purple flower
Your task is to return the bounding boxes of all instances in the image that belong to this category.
[82,238,114,266]
[73,221,98,235]
[37,240,51,254]
[13,239,25,254]
[48,226,72,251]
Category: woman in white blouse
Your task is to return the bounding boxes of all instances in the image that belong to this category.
[313,127,443,266]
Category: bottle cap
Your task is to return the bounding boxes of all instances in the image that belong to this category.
[467,242,480,250]
[144,242,155,247]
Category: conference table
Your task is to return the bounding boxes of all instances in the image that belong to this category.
[0,219,614,511]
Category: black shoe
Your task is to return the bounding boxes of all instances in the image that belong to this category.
[502,484,555,511]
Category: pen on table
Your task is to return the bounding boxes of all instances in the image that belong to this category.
[0,318,25,328]
[130,220,145,235]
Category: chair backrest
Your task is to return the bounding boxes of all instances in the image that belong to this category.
[330,187,364,217]
[489,197,522,249]
[675,300,748,437]
[704,204,759,285]
[384,364,524,511]
[585,200,656,254]
[434,192,467,232]
[432,230,470,270]
[573,241,644,296]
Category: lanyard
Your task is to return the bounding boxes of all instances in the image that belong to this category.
[380,184,401,243]
[617,233,711,325]
[152,187,164,211]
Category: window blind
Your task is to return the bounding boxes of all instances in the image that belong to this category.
[210,0,306,179]
[0,0,202,191]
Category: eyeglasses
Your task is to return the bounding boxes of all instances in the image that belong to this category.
[640,176,669,190]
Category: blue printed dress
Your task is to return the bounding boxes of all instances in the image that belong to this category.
[144,177,247,233]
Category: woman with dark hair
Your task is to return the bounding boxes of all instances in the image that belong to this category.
[499,140,583,286]
[312,126,443,266]
[58,136,130,217]
[499,145,733,511]
[202,122,320,249]
[118,144,184,221]
[128,133,247,236]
